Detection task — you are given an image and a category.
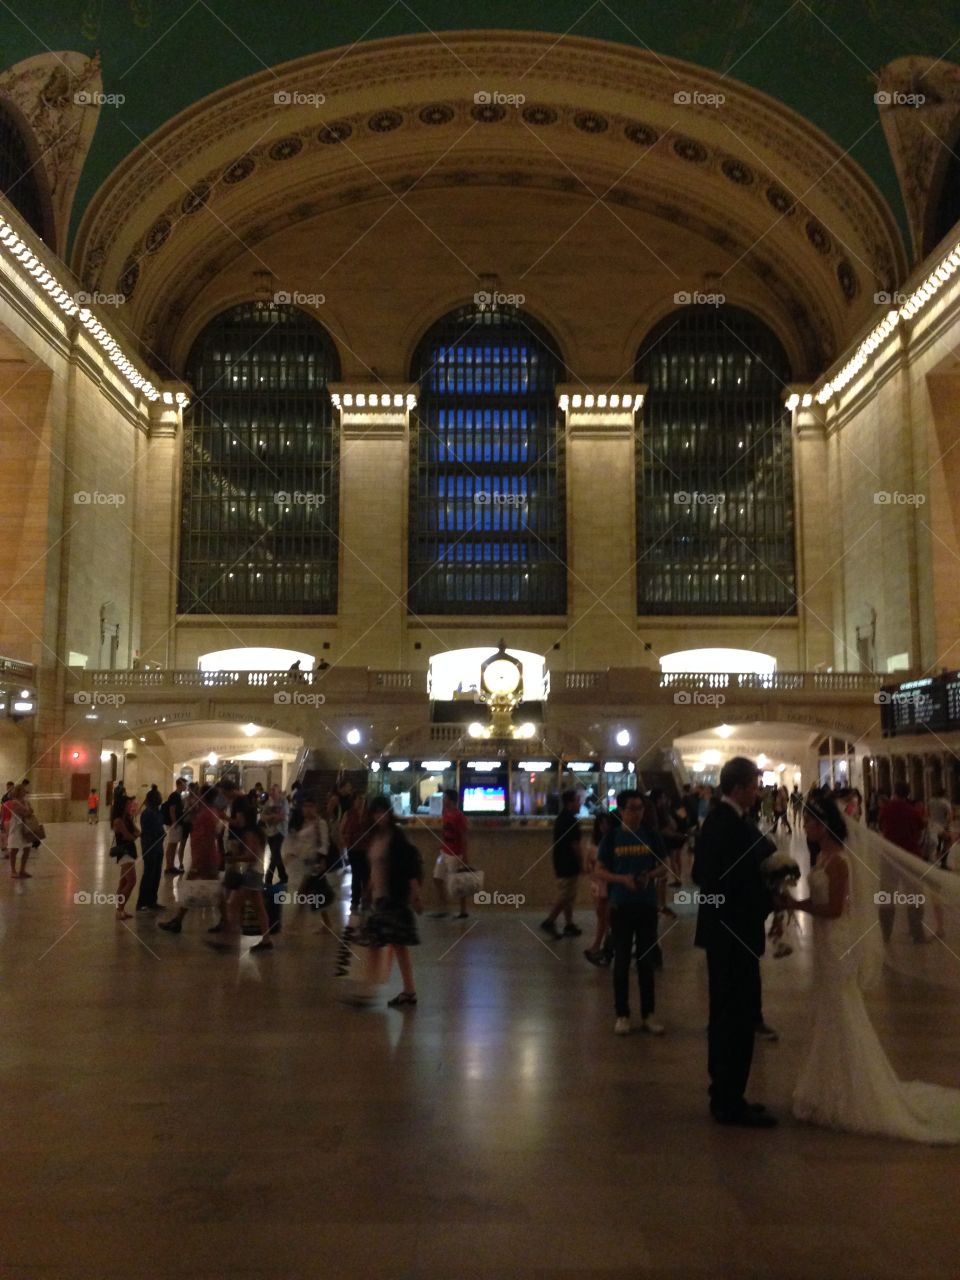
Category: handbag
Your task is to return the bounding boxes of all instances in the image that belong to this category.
[22,814,45,842]
[447,866,484,899]
[302,871,336,908]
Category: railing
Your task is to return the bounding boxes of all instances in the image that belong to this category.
[89,669,320,689]
[372,671,416,690]
[658,670,886,692]
[75,667,889,699]
[564,671,605,689]
[0,656,35,679]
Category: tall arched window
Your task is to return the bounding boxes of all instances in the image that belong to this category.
[179,301,340,615]
[409,305,566,614]
[0,103,48,240]
[635,306,794,615]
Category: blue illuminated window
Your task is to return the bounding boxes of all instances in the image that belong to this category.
[409,307,566,614]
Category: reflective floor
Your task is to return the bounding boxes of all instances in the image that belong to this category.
[0,824,958,1279]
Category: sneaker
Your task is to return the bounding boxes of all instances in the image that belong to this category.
[540,919,561,938]
[614,1016,632,1035]
[583,948,604,966]
[640,1018,665,1036]
[755,1022,779,1041]
[157,918,181,934]
[561,923,582,937]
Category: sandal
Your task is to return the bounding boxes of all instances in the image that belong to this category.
[387,991,418,1008]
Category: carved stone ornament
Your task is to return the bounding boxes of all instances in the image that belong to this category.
[0,51,102,252]
[875,56,960,263]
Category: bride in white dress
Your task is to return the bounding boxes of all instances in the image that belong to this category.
[787,793,960,1143]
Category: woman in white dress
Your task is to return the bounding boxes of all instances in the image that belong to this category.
[786,793,960,1143]
[7,782,36,879]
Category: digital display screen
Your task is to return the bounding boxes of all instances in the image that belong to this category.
[462,785,507,814]
[880,672,960,736]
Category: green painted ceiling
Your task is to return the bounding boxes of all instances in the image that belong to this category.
[11,0,960,245]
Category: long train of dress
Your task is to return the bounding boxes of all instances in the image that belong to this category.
[793,860,960,1143]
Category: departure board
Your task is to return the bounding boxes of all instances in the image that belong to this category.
[879,673,960,736]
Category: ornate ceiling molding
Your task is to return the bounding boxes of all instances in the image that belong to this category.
[139,149,842,380]
[71,31,907,378]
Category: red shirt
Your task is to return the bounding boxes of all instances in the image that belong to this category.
[189,803,222,877]
[441,807,468,859]
[879,797,925,856]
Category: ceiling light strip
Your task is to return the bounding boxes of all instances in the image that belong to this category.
[815,239,960,406]
[0,214,165,404]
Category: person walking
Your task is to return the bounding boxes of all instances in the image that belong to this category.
[540,789,583,938]
[87,788,99,824]
[262,783,290,886]
[692,756,777,1128]
[364,796,424,1007]
[162,778,188,875]
[111,795,140,921]
[282,795,334,934]
[135,790,166,911]
[771,785,792,834]
[340,790,372,919]
[594,789,668,1037]
[158,785,224,936]
[431,789,470,919]
[208,784,274,953]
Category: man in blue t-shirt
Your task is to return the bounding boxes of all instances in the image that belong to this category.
[596,789,669,1036]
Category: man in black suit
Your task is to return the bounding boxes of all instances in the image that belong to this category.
[693,756,777,1128]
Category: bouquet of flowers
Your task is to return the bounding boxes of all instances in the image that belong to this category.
[760,849,801,957]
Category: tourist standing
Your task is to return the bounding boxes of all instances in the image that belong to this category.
[135,790,166,911]
[595,789,668,1036]
[6,783,36,879]
[87,788,99,824]
[540,789,583,938]
[111,796,139,921]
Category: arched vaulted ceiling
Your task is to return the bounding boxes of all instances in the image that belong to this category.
[71,34,905,380]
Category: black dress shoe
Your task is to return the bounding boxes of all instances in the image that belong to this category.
[712,1107,778,1128]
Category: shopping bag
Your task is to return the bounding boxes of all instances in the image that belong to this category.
[447,867,484,899]
[175,876,222,911]
[336,934,391,1004]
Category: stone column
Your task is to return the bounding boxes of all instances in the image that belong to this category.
[328,386,414,668]
[559,384,646,669]
[137,386,188,666]
[788,387,836,670]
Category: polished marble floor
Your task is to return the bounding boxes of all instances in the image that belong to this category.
[0,823,958,1280]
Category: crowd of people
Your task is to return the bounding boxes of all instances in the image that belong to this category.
[3,760,959,1138]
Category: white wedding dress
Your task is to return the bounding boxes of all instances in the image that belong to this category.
[793,856,960,1143]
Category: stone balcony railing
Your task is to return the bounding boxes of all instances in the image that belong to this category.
[69,666,889,708]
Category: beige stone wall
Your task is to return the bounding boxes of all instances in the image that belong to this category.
[820,279,960,676]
